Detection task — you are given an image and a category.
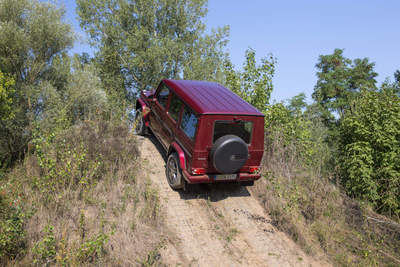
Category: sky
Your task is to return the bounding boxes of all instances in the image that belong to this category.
[64,0,400,103]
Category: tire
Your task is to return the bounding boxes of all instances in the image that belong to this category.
[166,153,184,190]
[135,109,146,135]
[241,181,254,187]
[210,135,248,173]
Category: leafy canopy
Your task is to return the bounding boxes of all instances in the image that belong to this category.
[224,48,276,112]
[77,0,229,97]
[0,0,74,167]
[312,49,378,121]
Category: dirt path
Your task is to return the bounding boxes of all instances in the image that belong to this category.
[139,136,328,266]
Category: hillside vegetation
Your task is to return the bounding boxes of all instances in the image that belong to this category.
[1,0,399,266]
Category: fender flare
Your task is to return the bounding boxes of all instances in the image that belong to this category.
[169,142,186,170]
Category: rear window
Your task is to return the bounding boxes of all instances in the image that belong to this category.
[213,120,253,144]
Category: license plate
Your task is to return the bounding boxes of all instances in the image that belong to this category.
[214,174,237,181]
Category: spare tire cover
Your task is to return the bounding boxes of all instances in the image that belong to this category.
[210,135,248,173]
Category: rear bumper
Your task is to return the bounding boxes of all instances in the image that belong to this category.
[182,169,261,184]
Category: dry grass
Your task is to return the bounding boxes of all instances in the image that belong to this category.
[1,120,166,266]
[252,132,400,266]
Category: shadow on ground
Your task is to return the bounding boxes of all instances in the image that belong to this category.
[141,134,251,202]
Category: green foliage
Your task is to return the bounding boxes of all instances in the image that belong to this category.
[0,0,74,83]
[32,223,110,265]
[34,61,111,135]
[224,48,276,112]
[77,0,229,96]
[31,131,101,201]
[265,103,313,166]
[0,191,26,262]
[0,0,74,167]
[312,49,378,121]
[287,93,307,114]
[32,224,56,265]
[76,232,109,263]
[339,89,400,216]
[0,70,15,122]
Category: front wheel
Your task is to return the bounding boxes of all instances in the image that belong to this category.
[134,109,146,135]
[166,153,184,190]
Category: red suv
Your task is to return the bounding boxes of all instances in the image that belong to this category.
[136,80,264,190]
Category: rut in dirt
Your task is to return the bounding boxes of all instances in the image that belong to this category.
[138,135,328,267]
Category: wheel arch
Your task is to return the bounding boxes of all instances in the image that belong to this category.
[168,142,186,171]
[135,98,150,126]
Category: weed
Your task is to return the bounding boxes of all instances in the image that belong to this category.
[0,191,26,262]
[225,228,239,243]
[1,120,164,265]
[140,180,160,224]
[138,240,165,267]
[32,225,56,265]
[76,232,109,263]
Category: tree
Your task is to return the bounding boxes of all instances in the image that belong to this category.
[0,0,74,166]
[312,49,378,122]
[392,70,400,96]
[224,48,276,112]
[339,89,400,216]
[0,0,74,86]
[287,92,307,115]
[77,0,229,98]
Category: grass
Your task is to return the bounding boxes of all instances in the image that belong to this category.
[0,119,166,266]
[251,133,400,266]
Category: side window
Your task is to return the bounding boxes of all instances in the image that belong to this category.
[157,84,169,109]
[168,93,183,122]
[180,106,198,140]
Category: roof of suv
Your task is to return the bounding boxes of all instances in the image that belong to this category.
[163,79,264,116]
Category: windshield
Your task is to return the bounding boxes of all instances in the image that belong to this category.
[213,120,253,144]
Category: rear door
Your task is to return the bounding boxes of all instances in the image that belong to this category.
[164,92,183,145]
[176,105,199,171]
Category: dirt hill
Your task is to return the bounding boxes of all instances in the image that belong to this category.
[138,135,329,266]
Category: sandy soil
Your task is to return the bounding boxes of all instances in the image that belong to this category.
[139,135,329,267]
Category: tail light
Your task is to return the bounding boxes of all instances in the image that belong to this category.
[249,167,259,173]
[191,168,205,175]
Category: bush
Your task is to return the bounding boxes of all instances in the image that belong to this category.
[339,89,400,217]
[30,119,139,204]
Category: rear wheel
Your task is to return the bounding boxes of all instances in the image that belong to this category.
[166,153,184,190]
[241,180,254,187]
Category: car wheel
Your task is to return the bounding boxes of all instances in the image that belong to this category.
[166,153,184,190]
[241,181,254,187]
[135,109,146,135]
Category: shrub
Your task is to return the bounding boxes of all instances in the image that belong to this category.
[339,89,400,217]
[30,119,139,204]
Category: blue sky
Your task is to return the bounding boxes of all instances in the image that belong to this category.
[64,0,400,103]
